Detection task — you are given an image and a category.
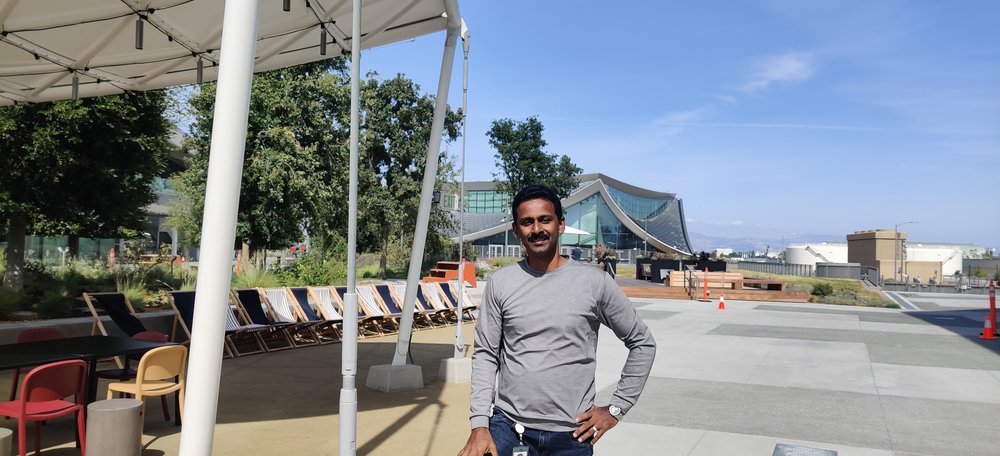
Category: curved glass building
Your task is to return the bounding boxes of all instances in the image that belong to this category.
[450,173,693,257]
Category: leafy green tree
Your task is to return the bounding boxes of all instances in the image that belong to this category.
[487,116,582,200]
[0,92,171,290]
[173,61,351,261]
[359,73,461,279]
[173,64,460,277]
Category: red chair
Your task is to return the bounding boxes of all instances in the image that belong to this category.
[8,328,66,401]
[0,359,87,456]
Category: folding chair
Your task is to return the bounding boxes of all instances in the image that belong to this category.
[373,283,435,328]
[84,291,171,371]
[436,281,478,321]
[231,289,297,351]
[309,287,378,339]
[83,291,147,337]
[356,285,399,333]
[393,282,451,326]
[333,286,388,336]
[421,282,458,322]
[262,287,325,346]
[167,290,267,358]
[287,287,342,343]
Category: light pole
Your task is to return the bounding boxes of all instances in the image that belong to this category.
[894,221,918,283]
[500,216,509,257]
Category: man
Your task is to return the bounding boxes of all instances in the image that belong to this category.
[459,185,656,456]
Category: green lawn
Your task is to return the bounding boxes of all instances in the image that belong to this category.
[732,268,898,308]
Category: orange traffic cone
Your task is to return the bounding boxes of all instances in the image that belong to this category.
[981,314,996,340]
[718,295,726,311]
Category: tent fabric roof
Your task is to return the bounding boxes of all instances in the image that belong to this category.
[0,0,450,105]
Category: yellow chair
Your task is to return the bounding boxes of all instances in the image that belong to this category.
[106,345,187,430]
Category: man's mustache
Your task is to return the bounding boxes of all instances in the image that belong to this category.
[527,232,550,243]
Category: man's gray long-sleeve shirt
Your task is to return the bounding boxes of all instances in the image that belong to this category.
[470,259,656,432]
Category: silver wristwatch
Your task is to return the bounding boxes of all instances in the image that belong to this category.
[608,405,624,421]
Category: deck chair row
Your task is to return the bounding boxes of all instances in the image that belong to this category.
[163,281,478,358]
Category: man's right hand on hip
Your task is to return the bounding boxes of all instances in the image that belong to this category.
[458,427,497,456]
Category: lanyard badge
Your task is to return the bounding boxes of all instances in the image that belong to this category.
[512,423,528,456]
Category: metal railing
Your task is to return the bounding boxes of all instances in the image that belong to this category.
[733,261,813,277]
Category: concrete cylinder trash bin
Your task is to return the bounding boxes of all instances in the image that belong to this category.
[86,398,143,456]
[0,428,11,456]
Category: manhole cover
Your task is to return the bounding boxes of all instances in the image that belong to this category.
[772,444,838,456]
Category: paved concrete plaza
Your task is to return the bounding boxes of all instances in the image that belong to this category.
[1,288,998,455]
[596,291,1000,456]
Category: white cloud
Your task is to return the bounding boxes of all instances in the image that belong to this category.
[646,106,714,137]
[741,51,817,93]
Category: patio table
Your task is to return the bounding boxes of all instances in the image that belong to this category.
[0,335,175,405]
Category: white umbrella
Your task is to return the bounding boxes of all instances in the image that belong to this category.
[563,225,590,236]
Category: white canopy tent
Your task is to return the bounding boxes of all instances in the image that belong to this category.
[0,1,467,455]
[0,0,454,104]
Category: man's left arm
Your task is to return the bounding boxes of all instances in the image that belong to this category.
[574,274,656,444]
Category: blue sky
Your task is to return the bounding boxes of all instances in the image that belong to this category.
[362,1,999,249]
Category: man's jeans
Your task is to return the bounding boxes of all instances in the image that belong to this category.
[489,410,594,456]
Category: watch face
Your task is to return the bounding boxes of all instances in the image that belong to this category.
[609,405,622,417]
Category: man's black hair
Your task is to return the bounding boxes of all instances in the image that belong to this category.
[511,184,564,221]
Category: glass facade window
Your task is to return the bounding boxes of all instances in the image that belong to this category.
[605,186,669,219]
[442,194,457,210]
[562,194,645,250]
[465,189,510,214]
[460,175,692,255]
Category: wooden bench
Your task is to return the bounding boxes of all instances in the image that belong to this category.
[666,271,743,289]
[743,278,785,291]
[421,261,477,287]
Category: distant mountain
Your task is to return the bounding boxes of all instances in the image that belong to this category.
[688,233,843,253]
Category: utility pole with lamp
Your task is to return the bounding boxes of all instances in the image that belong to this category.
[893,221,918,284]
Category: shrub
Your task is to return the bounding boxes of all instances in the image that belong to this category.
[232,264,281,289]
[593,244,616,261]
[277,252,347,285]
[0,288,29,319]
[35,291,76,319]
[116,271,149,309]
[811,282,834,297]
[651,251,676,260]
[179,269,198,291]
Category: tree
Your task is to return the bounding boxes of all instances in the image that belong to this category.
[359,73,461,279]
[487,116,582,200]
[173,64,459,277]
[173,61,351,261]
[0,92,171,290]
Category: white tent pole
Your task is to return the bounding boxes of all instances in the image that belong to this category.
[178,1,260,455]
[454,20,470,360]
[339,0,361,454]
[393,2,462,366]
